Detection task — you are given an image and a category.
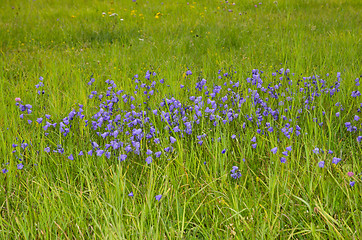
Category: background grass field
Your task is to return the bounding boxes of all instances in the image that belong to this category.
[0,0,361,239]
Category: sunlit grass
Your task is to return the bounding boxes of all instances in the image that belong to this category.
[0,0,361,239]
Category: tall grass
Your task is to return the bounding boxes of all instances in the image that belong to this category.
[0,0,361,239]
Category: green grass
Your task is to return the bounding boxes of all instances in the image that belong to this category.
[0,0,361,239]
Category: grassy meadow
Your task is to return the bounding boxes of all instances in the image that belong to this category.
[0,0,361,238]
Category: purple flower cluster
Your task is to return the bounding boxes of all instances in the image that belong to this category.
[230,166,241,179]
[4,69,361,190]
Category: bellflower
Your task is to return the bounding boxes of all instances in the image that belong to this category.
[332,157,341,165]
[170,136,176,144]
[96,150,104,156]
[17,163,24,170]
[318,161,325,168]
[119,154,127,161]
[146,156,152,164]
[271,147,278,154]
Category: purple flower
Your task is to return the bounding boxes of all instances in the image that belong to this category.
[354,115,360,121]
[286,146,292,151]
[328,150,333,154]
[96,150,104,156]
[92,142,99,148]
[17,163,24,170]
[119,154,127,161]
[68,154,74,160]
[318,161,325,168]
[251,136,256,142]
[231,166,239,173]
[21,143,28,150]
[36,118,43,124]
[357,136,362,142]
[230,166,241,179]
[146,149,153,155]
[88,150,93,156]
[282,151,288,156]
[155,151,162,158]
[44,147,50,153]
[349,181,355,187]
[336,112,340,117]
[271,147,278,154]
[231,172,242,179]
[252,143,257,149]
[312,148,319,154]
[155,195,162,201]
[170,136,176,144]
[2,169,8,174]
[128,192,134,197]
[351,91,361,98]
[280,157,286,163]
[79,151,84,156]
[125,145,132,153]
[146,156,152,164]
[222,149,226,154]
[332,157,341,165]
